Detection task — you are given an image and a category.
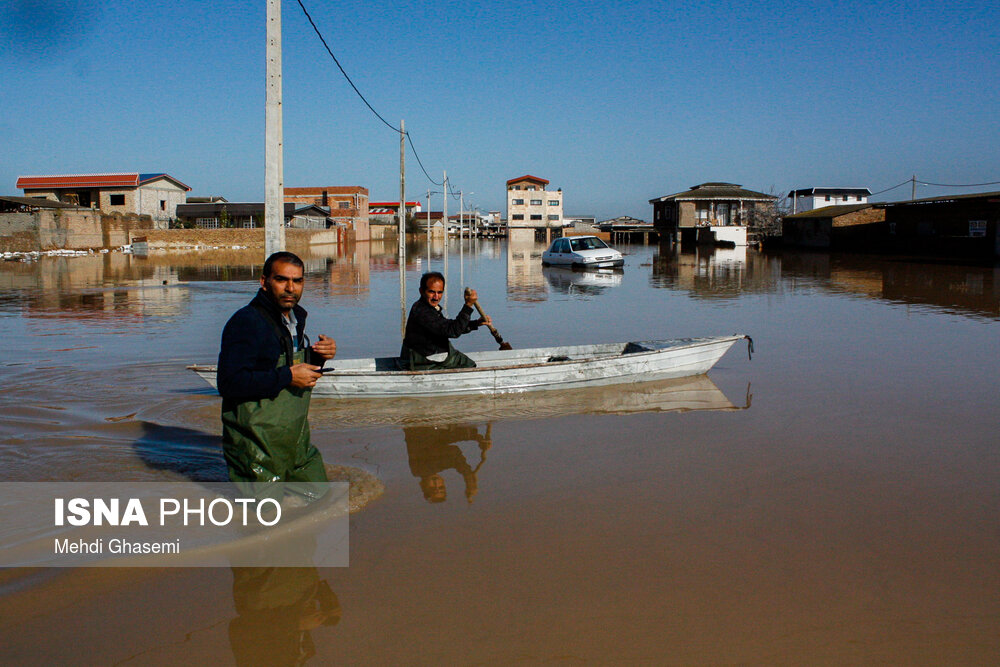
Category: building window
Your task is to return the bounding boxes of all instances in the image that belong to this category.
[512,198,524,205]
[512,214,524,220]
[339,201,350,209]
[825,195,831,201]
[548,214,559,221]
[548,200,559,206]
[109,194,125,205]
[243,221,255,229]
[160,200,166,211]
[196,218,219,229]
[530,214,542,220]
[857,195,863,201]
[530,199,542,205]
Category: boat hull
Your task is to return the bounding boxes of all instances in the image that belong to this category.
[190,335,748,398]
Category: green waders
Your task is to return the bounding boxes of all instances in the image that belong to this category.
[402,342,476,371]
[222,347,328,500]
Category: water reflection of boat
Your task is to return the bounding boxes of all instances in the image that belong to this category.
[309,374,747,427]
[190,335,749,398]
[543,265,623,295]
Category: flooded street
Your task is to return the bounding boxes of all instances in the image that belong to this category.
[1,238,998,664]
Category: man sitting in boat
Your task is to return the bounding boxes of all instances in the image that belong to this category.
[400,272,490,370]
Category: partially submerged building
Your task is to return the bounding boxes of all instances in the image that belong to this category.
[506,175,564,242]
[649,182,777,246]
[174,202,331,229]
[16,173,190,229]
[283,186,370,240]
[782,204,885,248]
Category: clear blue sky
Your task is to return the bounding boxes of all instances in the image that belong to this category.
[3,0,998,220]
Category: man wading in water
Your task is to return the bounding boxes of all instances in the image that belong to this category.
[217,251,337,495]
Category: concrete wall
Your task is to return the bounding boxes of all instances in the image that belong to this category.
[1,210,154,252]
[133,228,346,250]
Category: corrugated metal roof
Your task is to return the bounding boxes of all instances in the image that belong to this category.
[0,195,79,209]
[18,173,140,189]
[880,190,1000,206]
[16,172,191,191]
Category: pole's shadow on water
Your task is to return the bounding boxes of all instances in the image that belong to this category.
[133,421,228,482]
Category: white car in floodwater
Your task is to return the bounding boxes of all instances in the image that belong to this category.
[541,235,624,268]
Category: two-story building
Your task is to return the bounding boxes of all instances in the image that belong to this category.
[16,172,190,229]
[649,182,777,246]
[506,175,563,241]
[788,187,871,213]
[284,186,370,240]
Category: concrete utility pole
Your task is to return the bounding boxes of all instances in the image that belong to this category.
[264,0,285,257]
[911,174,917,201]
[442,170,449,309]
[426,189,431,266]
[399,119,407,339]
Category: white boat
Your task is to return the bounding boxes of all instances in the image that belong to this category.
[189,334,751,399]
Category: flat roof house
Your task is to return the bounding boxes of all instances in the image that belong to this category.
[788,187,871,213]
[284,186,370,240]
[16,173,191,229]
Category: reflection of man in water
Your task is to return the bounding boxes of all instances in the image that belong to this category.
[404,424,491,503]
[229,566,340,667]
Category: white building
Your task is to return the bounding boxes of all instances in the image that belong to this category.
[506,175,563,229]
[16,172,191,229]
[788,187,871,213]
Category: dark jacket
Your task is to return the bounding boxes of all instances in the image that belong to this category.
[402,298,477,357]
[218,289,321,401]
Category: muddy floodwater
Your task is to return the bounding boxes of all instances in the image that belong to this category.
[1,238,998,664]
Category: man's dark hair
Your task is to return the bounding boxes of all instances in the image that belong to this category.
[262,251,305,278]
[419,271,445,291]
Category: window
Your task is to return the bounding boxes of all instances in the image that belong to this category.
[160,200,166,211]
[109,194,125,205]
[512,198,524,205]
[512,214,524,220]
[196,218,219,229]
[530,214,542,220]
[548,200,559,206]
[530,199,542,206]
[339,201,350,209]
[825,195,831,201]
[857,195,863,201]
[548,214,559,221]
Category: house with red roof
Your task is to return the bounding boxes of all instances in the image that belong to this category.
[16,173,191,228]
[506,175,563,237]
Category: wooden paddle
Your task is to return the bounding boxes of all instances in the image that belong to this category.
[465,288,512,350]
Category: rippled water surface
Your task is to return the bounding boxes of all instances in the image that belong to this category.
[1,238,998,664]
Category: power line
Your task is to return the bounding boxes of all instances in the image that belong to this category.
[294,0,446,188]
[869,179,912,196]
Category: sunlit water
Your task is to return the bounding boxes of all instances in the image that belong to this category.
[1,238,998,664]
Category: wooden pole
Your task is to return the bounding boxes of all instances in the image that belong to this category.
[264,0,285,257]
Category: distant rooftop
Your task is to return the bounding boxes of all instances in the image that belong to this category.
[16,172,191,191]
[649,182,777,203]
